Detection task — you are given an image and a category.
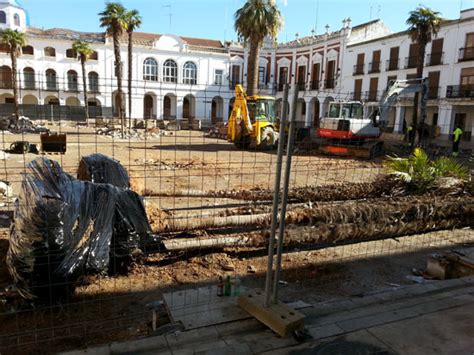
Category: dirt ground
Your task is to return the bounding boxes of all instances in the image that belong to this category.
[0,124,472,354]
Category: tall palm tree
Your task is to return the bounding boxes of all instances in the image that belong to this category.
[406,6,441,146]
[72,40,94,122]
[234,0,282,96]
[99,2,128,136]
[1,29,26,126]
[124,9,142,127]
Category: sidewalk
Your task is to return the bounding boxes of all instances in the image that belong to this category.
[63,276,474,355]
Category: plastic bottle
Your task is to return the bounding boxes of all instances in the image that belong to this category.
[217,276,224,297]
[224,275,231,296]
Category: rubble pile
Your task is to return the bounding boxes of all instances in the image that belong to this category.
[0,116,49,134]
[96,127,171,139]
[7,157,156,302]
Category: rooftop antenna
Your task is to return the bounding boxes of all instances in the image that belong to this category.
[162,5,173,32]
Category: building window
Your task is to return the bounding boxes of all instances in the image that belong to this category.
[45,69,57,90]
[90,51,98,60]
[22,45,34,55]
[163,59,177,83]
[88,72,99,93]
[183,61,197,84]
[13,14,20,27]
[214,69,223,85]
[259,66,266,88]
[23,67,35,89]
[143,57,158,81]
[67,70,78,91]
[44,47,56,57]
[66,48,77,59]
[0,44,8,53]
[0,11,6,24]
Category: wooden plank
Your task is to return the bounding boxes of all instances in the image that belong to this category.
[238,289,305,338]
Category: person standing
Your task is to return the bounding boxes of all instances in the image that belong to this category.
[452,125,463,157]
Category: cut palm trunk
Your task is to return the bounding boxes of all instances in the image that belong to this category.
[157,195,472,233]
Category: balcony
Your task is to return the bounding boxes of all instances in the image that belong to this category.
[364,90,379,102]
[427,86,440,99]
[385,58,399,71]
[0,81,12,89]
[368,61,381,74]
[426,52,444,66]
[22,82,36,90]
[277,82,287,92]
[352,91,362,101]
[446,85,474,99]
[459,47,474,62]
[296,82,305,91]
[311,80,320,90]
[404,56,419,69]
[353,64,364,75]
[324,78,336,89]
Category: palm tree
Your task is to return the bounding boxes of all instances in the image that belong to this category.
[234,0,282,96]
[99,2,128,136]
[124,9,142,128]
[1,29,26,126]
[72,40,94,122]
[406,6,441,146]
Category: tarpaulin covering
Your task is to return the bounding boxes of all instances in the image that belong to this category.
[77,153,130,189]
[7,158,152,301]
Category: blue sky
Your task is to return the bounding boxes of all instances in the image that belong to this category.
[20,0,474,42]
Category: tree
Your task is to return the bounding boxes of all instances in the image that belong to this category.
[72,40,94,122]
[1,29,26,126]
[234,0,282,96]
[406,6,441,146]
[99,2,128,136]
[124,9,142,128]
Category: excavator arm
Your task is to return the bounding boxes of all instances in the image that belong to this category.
[227,84,253,142]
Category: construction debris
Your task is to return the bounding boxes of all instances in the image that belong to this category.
[7,158,155,302]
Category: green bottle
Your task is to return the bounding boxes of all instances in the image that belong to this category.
[224,275,231,296]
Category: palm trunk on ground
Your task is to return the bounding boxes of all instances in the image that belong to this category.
[113,29,124,137]
[80,56,89,121]
[128,31,133,129]
[10,51,19,126]
[246,38,261,96]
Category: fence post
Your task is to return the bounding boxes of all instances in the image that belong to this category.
[272,84,299,304]
[263,84,289,308]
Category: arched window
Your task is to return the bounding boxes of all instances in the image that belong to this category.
[90,51,98,60]
[0,66,12,89]
[44,47,56,57]
[183,61,197,85]
[163,59,177,83]
[88,71,99,93]
[143,58,158,81]
[67,70,78,91]
[13,14,20,27]
[66,48,77,59]
[45,69,57,90]
[22,45,34,55]
[0,11,6,24]
[23,67,35,89]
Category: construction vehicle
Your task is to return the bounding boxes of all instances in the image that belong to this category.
[317,78,428,159]
[227,84,279,149]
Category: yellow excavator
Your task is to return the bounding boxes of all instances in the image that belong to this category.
[227,84,279,149]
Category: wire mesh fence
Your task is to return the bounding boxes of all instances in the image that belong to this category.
[0,76,473,353]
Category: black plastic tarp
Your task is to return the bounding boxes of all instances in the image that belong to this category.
[77,153,130,189]
[8,158,153,302]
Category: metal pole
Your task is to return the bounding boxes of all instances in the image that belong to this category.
[272,84,299,304]
[263,84,289,308]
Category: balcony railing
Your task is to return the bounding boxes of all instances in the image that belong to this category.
[296,82,305,91]
[459,47,474,62]
[324,78,336,89]
[365,90,379,102]
[427,86,440,99]
[311,80,320,90]
[446,85,474,99]
[353,64,364,75]
[385,58,399,71]
[368,61,381,74]
[0,81,12,89]
[426,52,444,66]
[229,80,241,89]
[23,82,36,90]
[277,82,287,91]
[352,91,362,101]
[404,56,419,69]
